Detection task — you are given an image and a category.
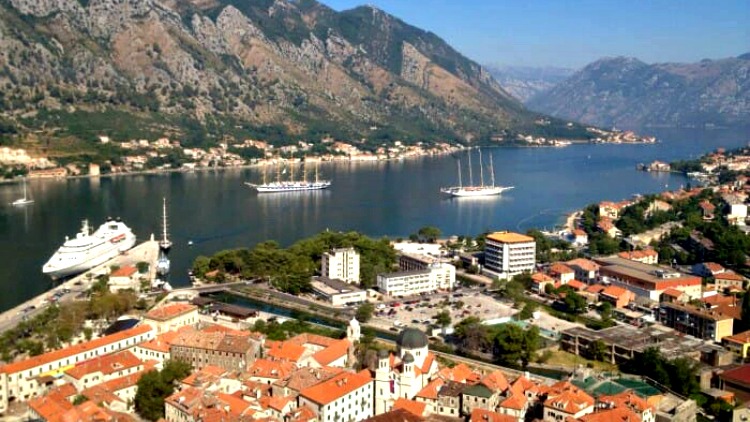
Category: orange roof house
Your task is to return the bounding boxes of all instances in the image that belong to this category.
[600,286,635,308]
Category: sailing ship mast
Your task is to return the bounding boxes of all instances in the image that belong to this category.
[489,153,496,187]
[457,160,463,188]
[467,149,473,186]
[159,197,172,252]
[478,149,485,187]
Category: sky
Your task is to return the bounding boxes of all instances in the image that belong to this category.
[322,0,750,69]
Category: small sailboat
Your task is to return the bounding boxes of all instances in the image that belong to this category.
[12,178,34,206]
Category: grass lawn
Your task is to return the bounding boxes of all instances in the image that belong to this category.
[542,350,618,372]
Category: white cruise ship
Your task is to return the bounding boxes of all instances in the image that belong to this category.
[42,218,137,279]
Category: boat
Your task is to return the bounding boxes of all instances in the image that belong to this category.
[156,250,170,276]
[441,149,513,197]
[245,160,331,193]
[11,178,34,206]
[159,197,172,252]
[42,218,137,279]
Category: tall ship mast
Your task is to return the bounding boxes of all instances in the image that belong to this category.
[440,148,513,197]
[245,160,331,193]
[159,197,172,252]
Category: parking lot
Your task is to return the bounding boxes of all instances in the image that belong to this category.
[370,289,518,333]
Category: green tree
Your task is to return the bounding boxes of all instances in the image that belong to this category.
[72,394,88,405]
[135,360,192,420]
[493,324,540,368]
[416,226,442,243]
[519,302,537,320]
[355,303,375,323]
[588,340,608,362]
[599,302,613,322]
[136,261,149,274]
[561,290,587,314]
[436,310,452,328]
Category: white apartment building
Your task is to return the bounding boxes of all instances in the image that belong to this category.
[377,263,455,297]
[0,325,153,412]
[483,231,536,280]
[311,276,367,306]
[321,247,360,284]
[298,370,373,422]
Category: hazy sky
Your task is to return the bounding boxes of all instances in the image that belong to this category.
[323,0,750,69]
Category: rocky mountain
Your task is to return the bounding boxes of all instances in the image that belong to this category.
[484,65,574,102]
[527,55,750,129]
[0,0,592,150]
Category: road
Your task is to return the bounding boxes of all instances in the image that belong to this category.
[0,240,159,334]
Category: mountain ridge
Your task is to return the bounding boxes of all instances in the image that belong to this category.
[527,53,750,129]
[0,0,593,152]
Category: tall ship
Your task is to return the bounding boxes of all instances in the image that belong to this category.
[441,149,514,197]
[42,218,137,279]
[245,160,331,193]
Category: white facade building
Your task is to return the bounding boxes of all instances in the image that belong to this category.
[0,325,153,412]
[321,247,360,284]
[377,263,455,297]
[298,370,373,421]
[311,276,367,306]
[483,231,536,280]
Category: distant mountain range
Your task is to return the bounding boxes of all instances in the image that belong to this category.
[527,54,750,129]
[0,0,594,151]
[484,65,575,102]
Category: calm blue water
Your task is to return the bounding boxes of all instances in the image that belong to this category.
[0,128,747,312]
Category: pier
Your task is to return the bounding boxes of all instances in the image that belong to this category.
[0,239,160,334]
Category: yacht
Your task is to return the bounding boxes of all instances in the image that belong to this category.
[42,218,136,279]
[159,197,172,252]
[11,178,33,206]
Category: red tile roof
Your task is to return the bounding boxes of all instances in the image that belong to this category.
[267,341,306,363]
[585,284,606,294]
[393,398,426,417]
[137,327,190,352]
[716,271,745,282]
[580,407,642,422]
[28,387,75,422]
[550,263,575,275]
[111,266,138,278]
[499,392,527,410]
[299,369,372,405]
[599,390,654,413]
[481,370,509,392]
[312,339,350,366]
[601,286,630,300]
[469,408,517,422]
[0,325,152,375]
[718,364,750,387]
[145,303,197,321]
[566,258,600,272]
[723,329,750,345]
[248,359,296,380]
[415,378,444,400]
[65,350,141,380]
[566,280,587,291]
[661,288,684,298]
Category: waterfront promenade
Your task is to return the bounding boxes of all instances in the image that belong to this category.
[0,239,160,334]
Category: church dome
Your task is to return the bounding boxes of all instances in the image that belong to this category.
[402,351,415,364]
[377,349,389,359]
[397,327,428,349]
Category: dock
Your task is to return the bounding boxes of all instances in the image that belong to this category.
[0,239,160,334]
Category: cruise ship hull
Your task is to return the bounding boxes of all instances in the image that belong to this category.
[42,220,137,279]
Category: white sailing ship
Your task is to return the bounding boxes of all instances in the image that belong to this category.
[441,149,513,197]
[245,161,331,193]
[42,218,137,279]
[11,178,33,206]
